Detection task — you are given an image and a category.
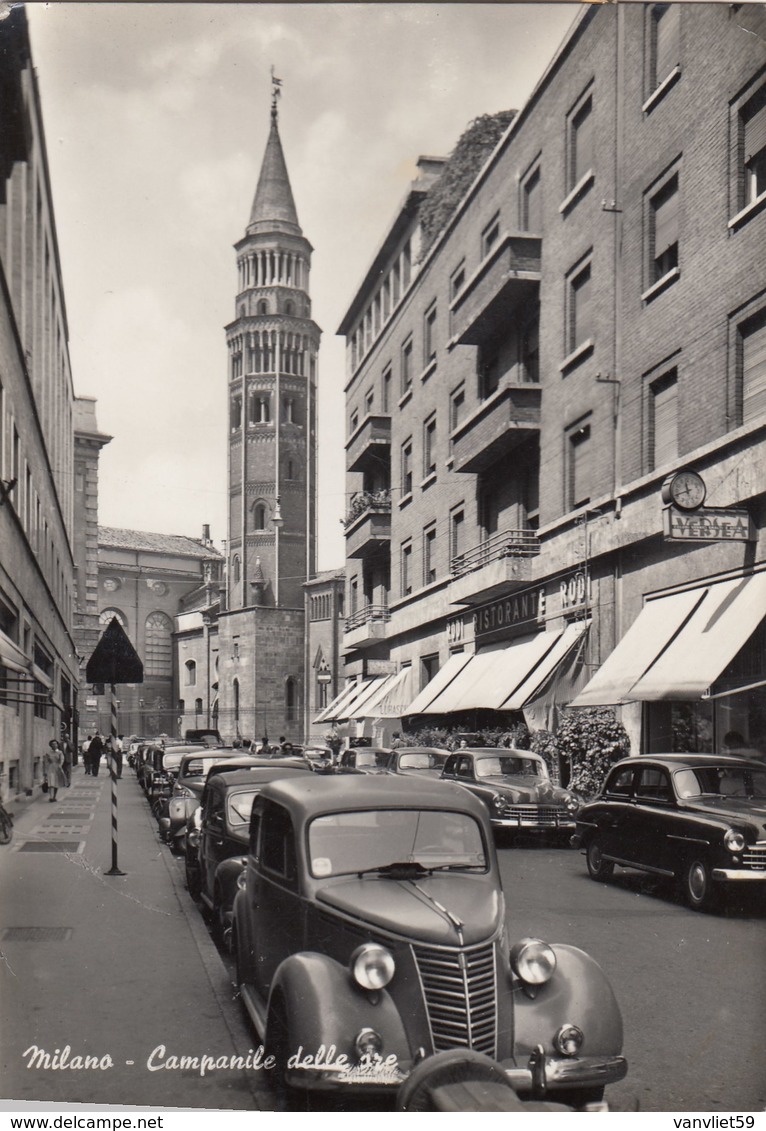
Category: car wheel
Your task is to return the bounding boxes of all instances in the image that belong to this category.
[586,840,614,882]
[683,858,715,912]
[266,997,302,1110]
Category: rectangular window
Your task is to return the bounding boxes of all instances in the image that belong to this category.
[740,310,766,423]
[649,370,679,469]
[423,415,436,478]
[568,90,594,192]
[423,525,437,585]
[401,541,412,597]
[449,262,465,337]
[382,365,392,413]
[743,86,766,206]
[401,336,413,395]
[423,302,437,367]
[650,4,680,89]
[568,422,592,509]
[567,260,593,354]
[520,313,539,383]
[451,508,465,563]
[401,439,413,497]
[522,163,542,231]
[481,213,500,259]
[450,385,465,447]
[364,388,374,416]
[650,174,679,283]
[479,348,501,399]
[421,653,439,690]
[350,409,359,434]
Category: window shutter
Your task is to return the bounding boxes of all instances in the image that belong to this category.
[652,376,678,467]
[744,98,766,163]
[570,426,592,507]
[655,4,680,83]
[573,102,593,185]
[654,182,679,256]
[573,268,592,346]
[743,316,766,422]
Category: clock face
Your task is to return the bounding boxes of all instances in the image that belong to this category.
[666,470,706,511]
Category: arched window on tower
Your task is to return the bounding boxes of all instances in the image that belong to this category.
[285,300,294,316]
[250,394,271,424]
[253,503,267,530]
[195,697,203,715]
[285,677,297,723]
[258,300,268,315]
[185,660,196,686]
[232,555,241,583]
[230,396,242,430]
[145,612,173,677]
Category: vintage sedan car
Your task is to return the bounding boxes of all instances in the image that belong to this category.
[441,749,580,834]
[337,747,394,774]
[233,775,626,1103]
[572,754,766,911]
[160,749,245,852]
[186,765,312,938]
[388,747,450,779]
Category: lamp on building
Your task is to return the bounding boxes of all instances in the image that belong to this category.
[272,496,284,528]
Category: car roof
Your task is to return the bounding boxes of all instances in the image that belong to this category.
[258,773,490,822]
[460,747,542,758]
[208,766,312,791]
[396,747,449,755]
[611,753,765,770]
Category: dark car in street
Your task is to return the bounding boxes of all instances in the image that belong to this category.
[388,747,450,779]
[232,775,626,1104]
[186,765,312,940]
[337,747,393,774]
[160,749,244,852]
[440,749,580,835]
[572,754,766,911]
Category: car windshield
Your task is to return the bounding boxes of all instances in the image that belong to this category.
[308,808,487,877]
[398,752,447,770]
[474,756,544,780]
[227,789,258,825]
[180,756,232,779]
[161,753,185,773]
[674,765,766,800]
[353,751,391,768]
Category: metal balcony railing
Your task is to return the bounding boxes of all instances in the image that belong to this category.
[343,489,392,529]
[450,527,540,578]
[345,604,391,632]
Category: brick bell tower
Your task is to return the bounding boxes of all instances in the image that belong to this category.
[226,74,321,611]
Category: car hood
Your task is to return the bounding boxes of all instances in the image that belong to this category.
[683,797,766,835]
[482,776,560,803]
[316,874,502,946]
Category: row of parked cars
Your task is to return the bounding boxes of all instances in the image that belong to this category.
[129,735,765,1108]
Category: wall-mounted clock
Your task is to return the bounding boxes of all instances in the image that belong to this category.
[661,469,706,511]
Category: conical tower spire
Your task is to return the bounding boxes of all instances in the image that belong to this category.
[248,71,301,236]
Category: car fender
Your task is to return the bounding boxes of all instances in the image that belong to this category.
[232,888,258,985]
[268,951,411,1063]
[214,856,247,908]
[513,944,623,1057]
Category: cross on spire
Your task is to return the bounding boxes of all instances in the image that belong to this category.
[270,66,282,122]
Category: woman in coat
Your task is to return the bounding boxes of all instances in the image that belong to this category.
[44,740,68,802]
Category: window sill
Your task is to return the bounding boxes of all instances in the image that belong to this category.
[445,455,454,470]
[641,266,680,304]
[642,66,681,114]
[559,338,594,374]
[398,387,413,410]
[398,493,413,510]
[420,358,437,383]
[728,190,766,232]
[559,169,594,216]
[420,472,437,491]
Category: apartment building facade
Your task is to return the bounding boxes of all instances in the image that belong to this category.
[334,3,766,756]
[0,8,81,796]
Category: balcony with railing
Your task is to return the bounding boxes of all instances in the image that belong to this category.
[449,526,540,606]
[346,413,392,474]
[344,489,392,559]
[450,381,541,474]
[343,604,391,650]
[449,232,541,347]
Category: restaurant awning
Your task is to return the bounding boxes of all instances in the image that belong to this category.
[354,667,414,719]
[572,571,766,706]
[313,678,369,725]
[405,623,589,715]
[335,675,390,721]
[405,652,474,715]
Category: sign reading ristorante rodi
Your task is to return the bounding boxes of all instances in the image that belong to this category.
[473,588,545,643]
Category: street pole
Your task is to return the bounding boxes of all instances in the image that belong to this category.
[105,682,125,876]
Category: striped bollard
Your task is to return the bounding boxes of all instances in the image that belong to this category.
[105,682,125,876]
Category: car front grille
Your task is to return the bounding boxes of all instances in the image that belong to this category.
[496,804,573,827]
[743,845,766,871]
[412,942,497,1057]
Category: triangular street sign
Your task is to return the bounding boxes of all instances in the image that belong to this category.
[86,617,144,685]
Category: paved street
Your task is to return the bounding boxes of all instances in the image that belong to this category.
[1,771,763,1113]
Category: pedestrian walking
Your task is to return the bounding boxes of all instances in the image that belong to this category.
[88,732,104,777]
[113,734,124,778]
[44,740,67,803]
[61,736,73,786]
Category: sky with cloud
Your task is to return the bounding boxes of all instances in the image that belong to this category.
[27,2,577,569]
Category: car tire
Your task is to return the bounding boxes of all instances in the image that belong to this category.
[683,858,715,912]
[266,997,302,1111]
[586,840,614,882]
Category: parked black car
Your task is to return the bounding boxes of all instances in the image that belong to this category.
[572,754,766,910]
[186,764,311,939]
[338,747,394,774]
[388,747,450,779]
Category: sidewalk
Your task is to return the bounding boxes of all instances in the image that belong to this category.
[0,763,274,1111]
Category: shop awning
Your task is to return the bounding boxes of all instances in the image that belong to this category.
[572,571,766,705]
[0,632,31,676]
[354,667,414,719]
[335,675,390,721]
[313,679,369,725]
[406,624,588,715]
[405,652,474,715]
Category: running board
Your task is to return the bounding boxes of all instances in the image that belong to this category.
[239,981,267,1039]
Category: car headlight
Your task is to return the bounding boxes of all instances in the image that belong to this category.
[562,792,580,814]
[510,937,557,985]
[186,827,200,849]
[724,829,746,853]
[491,793,504,810]
[173,785,195,799]
[350,943,395,991]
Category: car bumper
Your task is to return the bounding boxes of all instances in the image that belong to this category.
[491,816,576,830]
[286,1052,627,1094]
[712,868,766,882]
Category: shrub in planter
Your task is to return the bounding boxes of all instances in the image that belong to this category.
[557,707,630,798]
[530,729,560,782]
